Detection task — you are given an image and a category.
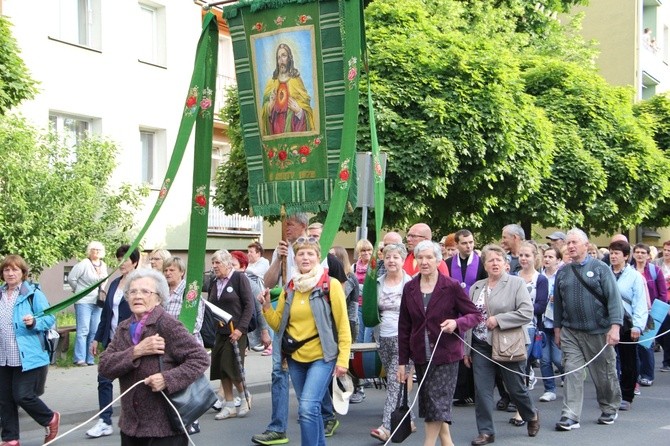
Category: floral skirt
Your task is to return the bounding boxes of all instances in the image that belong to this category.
[415,361,458,423]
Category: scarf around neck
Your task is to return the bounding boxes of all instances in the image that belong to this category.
[293,263,325,293]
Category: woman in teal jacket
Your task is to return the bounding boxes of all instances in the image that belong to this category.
[0,255,60,445]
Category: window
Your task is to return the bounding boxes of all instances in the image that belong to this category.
[51,0,101,49]
[139,129,166,187]
[138,3,167,66]
[211,143,230,190]
[49,112,97,163]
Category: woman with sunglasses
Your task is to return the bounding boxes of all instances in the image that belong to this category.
[260,237,351,446]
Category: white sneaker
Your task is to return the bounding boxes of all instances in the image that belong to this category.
[539,391,557,402]
[527,369,537,391]
[86,419,113,438]
[234,396,241,407]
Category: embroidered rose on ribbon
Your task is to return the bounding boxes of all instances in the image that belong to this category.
[183,281,200,308]
[274,16,285,26]
[252,22,266,33]
[338,158,351,189]
[347,57,358,90]
[296,14,312,25]
[184,87,199,116]
[263,136,323,169]
[199,87,213,117]
[158,178,171,201]
[298,145,310,156]
[193,185,207,215]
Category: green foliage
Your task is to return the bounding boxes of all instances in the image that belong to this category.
[0,17,37,114]
[0,115,148,274]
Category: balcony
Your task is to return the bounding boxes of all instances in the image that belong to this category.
[208,206,263,238]
[214,74,236,121]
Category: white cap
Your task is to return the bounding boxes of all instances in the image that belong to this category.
[332,374,354,415]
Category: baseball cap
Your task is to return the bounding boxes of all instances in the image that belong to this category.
[546,231,566,241]
[332,374,354,415]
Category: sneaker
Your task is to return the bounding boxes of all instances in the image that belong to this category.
[660,365,670,372]
[251,430,289,445]
[527,369,537,391]
[539,391,556,402]
[634,384,641,395]
[238,395,252,417]
[44,412,60,443]
[261,347,273,356]
[324,418,339,437]
[555,417,580,431]
[619,401,631,411]
[597,412,618,425]
[234,396,242,407]
[86,419,113,438]
[350,390,366,404]
[639,378,653,386]
[211,399,223,411]
[251,344,266,352]
[186,421,200,435]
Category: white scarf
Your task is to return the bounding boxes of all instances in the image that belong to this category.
[293,264,325,293]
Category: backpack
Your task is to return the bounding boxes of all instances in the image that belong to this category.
[200,303,216,349]
[649,263,658,281]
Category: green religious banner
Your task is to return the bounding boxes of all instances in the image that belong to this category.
[224,0,363,252]
[42,14,220,333]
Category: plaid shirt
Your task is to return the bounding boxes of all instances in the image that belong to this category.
[0,287,21,366]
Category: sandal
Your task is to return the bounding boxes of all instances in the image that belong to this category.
[509,417,526,427]
[370,426,390,442]
[215,406,237,420]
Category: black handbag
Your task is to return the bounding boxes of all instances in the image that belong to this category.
[390,381,412,443]
[158,356,218,431]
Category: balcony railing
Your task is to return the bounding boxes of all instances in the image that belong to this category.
[208,206,263,237]
[214,74,237,120]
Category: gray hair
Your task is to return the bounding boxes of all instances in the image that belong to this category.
[289,213,309,227]
[503,224,525,241]
[414,240,443,262]
[566,228,589,243]
[481,244,508,263]
[383,243,408,261]
[86,241,106,259]
[163,256,186,274]
[211,249,233,267]
[124,269,169,304]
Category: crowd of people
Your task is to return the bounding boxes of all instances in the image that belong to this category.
[1,219,669,446]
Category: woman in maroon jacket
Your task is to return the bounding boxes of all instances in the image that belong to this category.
[397,240,481,446]
[99,269,209,446]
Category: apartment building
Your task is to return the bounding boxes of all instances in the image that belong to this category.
[1,0,263,301]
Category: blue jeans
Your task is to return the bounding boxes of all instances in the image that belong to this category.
[266,331,289,434]
[540,328,562,392]
[357,308,374,343]
[98,373,113,425]
[637,344,655,381]
[74,303,101,364]
[287,358,335,446]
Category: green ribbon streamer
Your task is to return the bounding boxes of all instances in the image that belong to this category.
[43,14,220,320]
[318,0,363,257]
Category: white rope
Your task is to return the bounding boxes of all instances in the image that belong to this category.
[382,323,670,444]
[43,379,197,446]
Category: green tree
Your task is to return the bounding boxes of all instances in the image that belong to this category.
[0,115,148,274]
[0,17,37,114]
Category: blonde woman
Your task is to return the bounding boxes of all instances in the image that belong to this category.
[149,249,171,271]
[68,241,108,366]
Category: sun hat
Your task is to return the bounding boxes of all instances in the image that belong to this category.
[332,374,354,415]
[546,231,566,241]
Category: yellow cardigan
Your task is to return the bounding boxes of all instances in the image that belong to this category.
[264,278,351,368]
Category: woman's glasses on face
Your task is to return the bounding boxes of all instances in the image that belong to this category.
[127,288,158,298]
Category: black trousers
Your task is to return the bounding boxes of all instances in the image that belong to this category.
[616,329,638,403]
[121,432,189,446]
[0,365,53,441]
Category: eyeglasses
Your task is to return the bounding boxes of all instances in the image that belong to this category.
[294,237,318,244]
[127,288,158,297]
[406,234,427,240]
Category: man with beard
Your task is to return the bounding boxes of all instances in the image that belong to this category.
[261,43,314,135]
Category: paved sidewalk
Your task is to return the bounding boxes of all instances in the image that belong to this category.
[23,350,274,426]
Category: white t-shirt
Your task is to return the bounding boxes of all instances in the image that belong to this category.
[247,257,270,280]
[378,281,403,338]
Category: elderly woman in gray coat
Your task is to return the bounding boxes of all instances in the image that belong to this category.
[99,269,209,446]
[464,244,540,446]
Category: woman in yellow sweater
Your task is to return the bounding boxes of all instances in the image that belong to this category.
[260,237,351,446]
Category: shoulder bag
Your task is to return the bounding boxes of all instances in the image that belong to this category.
[157,319,217,431]
[390,380,412,443]
[485,286,527,363]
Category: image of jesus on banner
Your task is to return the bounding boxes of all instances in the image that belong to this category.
[261,42,315,135]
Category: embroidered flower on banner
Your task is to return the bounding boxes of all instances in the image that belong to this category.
[158,178,171,201]
[193,185,207,215]
[274,16,285,26]
[264,136,323,169]
[347,57,358,90]
[252,22,266,33]
[199,87,213,117]
[338,158,351,189]
[184,87,199,116]
[186,281,199,303]
[296,14,312,25]
[374,158,383,182]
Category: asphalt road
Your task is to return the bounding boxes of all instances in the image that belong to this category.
[17,356,670,445]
